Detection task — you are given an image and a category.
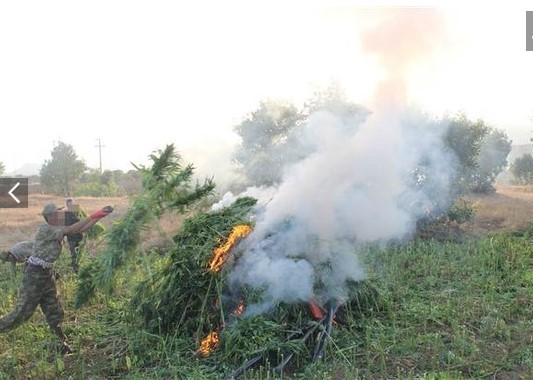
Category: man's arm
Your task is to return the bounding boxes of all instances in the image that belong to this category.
[63,206,113,235]
[63,217,98,235]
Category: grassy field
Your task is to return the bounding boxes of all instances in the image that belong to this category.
[0,189,531,379]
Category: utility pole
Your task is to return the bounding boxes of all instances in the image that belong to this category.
[95,138,105,173]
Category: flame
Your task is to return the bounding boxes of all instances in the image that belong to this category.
[198,225,252,356]
[198,331,219,356]
[209,225,252,272]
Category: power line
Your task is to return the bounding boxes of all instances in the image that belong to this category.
[95,138,106,173]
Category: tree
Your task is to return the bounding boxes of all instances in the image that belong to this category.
[445,114,489,192]
[233,100,304,186]
[0,161,4,176]
[40,141,87,195]
[117,170,142,195]
[443,114,510,193]
[304,81,369,124]
[75,169,125,197]
[77,168,141,196]
[472,129,512,193]
[233,85,368,187]
[511,154,533,184]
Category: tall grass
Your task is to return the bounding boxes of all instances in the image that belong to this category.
[0,230,531,379]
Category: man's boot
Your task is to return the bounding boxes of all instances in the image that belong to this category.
[51,325,73,354]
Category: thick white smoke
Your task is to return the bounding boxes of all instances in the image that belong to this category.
[219,9,455,314]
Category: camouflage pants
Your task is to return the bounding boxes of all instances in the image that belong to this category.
[67,239,81,272]
[0,264,64,333]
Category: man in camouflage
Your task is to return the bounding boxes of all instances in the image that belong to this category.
[0,203,113,354]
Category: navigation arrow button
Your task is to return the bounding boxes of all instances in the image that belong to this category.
[8,182,21,203]
[0,177,28,208]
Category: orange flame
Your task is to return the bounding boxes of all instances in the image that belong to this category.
[198,331,219,356]
[199,225,252,356]
[209,225,252,272]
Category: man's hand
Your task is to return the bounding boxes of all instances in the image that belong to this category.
[0,251,17,263]
[90,206,114,220]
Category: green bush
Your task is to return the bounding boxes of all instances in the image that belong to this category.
[73,182,125,197]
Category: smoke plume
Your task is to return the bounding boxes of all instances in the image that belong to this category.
[219,9,454,314]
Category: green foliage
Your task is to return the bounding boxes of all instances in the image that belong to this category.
[511,153,533,185]
[233,100,304,187]
[416,198,474,242]
[70,207,106,240]
[472,129,512,192]
[39,141,87,196]
[1,230,532,378]
[445,114,511,194]
[114,169,142,195]
[75,144,215,308]
[303,81,369,124]
[0,161,4,175]
[446,197,475,223]
[75,260,102,308]
[219,316,294,361]
[446,114,489,181]
[75,196,154,309]
[129,192,391,376]
[76,169,136,196]
[232,86,369,188]
[74,181,125,197]
[131,196,257,334]
[357,234,533,379]
[133,145,215,211]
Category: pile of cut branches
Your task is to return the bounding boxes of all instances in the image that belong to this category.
[75,144,215,308]
[129,195,380,376]
[131,196,257,334]
[74,144,380,377]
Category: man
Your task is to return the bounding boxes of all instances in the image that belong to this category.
[0,203,113,354]
[65,198,83,272]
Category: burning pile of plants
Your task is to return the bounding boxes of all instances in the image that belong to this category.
[74,144,380,377]
[129,197,379,377]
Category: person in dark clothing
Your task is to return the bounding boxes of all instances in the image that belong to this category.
[65,198,84,273]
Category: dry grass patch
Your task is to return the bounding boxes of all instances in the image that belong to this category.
[139,209,184,252]
[466,185,533,235]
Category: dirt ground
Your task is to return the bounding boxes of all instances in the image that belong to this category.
[465,185,533,235]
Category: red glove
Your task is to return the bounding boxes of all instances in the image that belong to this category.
[90,206,114,220]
